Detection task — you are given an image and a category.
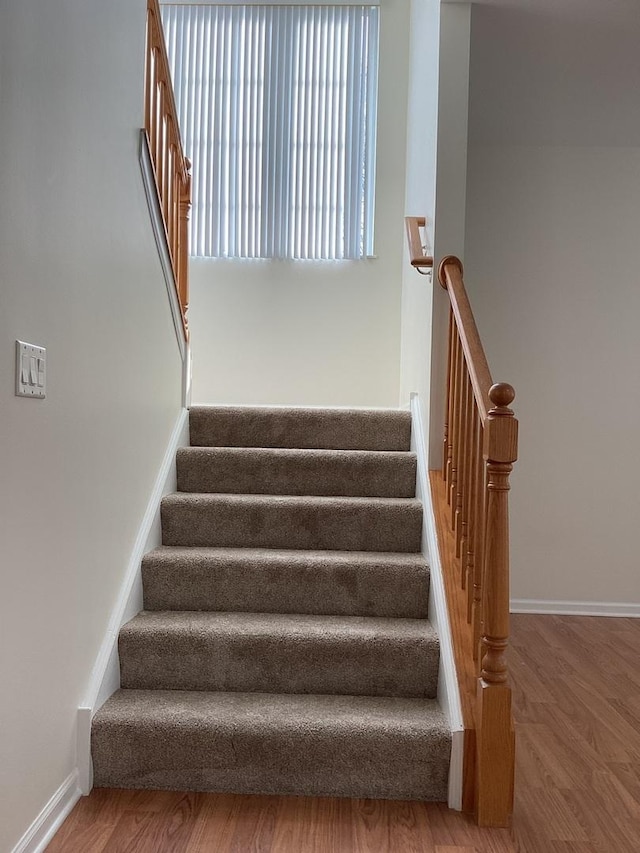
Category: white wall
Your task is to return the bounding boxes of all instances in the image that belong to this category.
[189,0,411,408]
[0,2,184,849]
[399,0,440,411]
[464,0,640,606]
[428,2,471,463]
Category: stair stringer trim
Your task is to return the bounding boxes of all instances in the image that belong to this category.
[410,392,464,811]
[77,406,190,794]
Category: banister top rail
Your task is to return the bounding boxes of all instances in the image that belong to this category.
[405,216,434,273]
[438,255,492,422]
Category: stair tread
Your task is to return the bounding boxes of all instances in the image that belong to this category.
[142,547,430,618]
[178,446,416,459]
[163,492,422,507]
[95,688,448,732]
[176,446,417,497]
[144,545,428,565]
[119,610,439,697]
[92,688,450,799]
[122,609,437,639]
[189,405,412,451]
[161,492,423,552]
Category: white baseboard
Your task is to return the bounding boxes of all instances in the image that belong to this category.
[410,393,464,811]
[11,771,81,853]
[511,599,640,617]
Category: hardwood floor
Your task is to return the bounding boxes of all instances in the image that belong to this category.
[510,614,640,853]
[46,791,513,852]
[47,615,640,852]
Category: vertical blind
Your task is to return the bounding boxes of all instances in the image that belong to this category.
[161,4,379,259]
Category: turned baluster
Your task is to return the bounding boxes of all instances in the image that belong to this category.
[475,382,517,827]
[155,81,164,184]
[454,366,467,559]
[471,410,485,653]
[452,358,465,541]
[171,166,179,263]
[457,372,472,566]
[449,332,461,516]
[169,164,180,266]
[178,159,192,331]
[443,309,454,482]
[144,38,154,137]
[465,401,479,623]
[453,353,464,548]
[164,141,173,226]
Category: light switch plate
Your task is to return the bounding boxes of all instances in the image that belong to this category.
[16,340,46,398]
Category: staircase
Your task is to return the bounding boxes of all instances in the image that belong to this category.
[91,406,451,800]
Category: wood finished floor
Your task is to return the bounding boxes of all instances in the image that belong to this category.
[48,614,640,852]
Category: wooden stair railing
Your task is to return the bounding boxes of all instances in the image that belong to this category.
[437,255,518,827]
[405,216,434,273]
[144,0,191,338]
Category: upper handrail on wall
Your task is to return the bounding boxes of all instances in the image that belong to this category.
[438,255,518,828]
[144,0,191,338]
[405,216,434,274]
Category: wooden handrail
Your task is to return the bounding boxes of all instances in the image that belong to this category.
[144,0,191,338]
[405,216,434,272]
[437,255,518,827]
[438,257,491,421]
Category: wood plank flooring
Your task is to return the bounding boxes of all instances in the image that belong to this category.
[47,793,513,852]
[510,613,640,853]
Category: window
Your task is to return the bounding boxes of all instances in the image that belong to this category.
[161,4,379,259]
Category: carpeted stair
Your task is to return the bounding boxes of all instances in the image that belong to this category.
[92,406,451,800]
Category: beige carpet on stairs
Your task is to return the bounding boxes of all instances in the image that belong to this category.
[91,406,451,800]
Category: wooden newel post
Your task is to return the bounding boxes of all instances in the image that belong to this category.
[178,158,192,334]
[475,382,518,827]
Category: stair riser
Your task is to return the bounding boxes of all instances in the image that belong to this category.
[92,710,449,801]
[189,407,412,451]
[161,497,423,552]
[176,448,417,498]
[119,629,439,698]
[142,559,430,617]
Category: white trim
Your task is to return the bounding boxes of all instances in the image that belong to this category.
[80,407,190,717]
[76,708,93,795]
[139,129,188,364]
[410,392,464,811]
[11,771,81,853]
[511,599,640,618]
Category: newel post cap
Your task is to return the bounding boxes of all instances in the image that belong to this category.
[489,383,515,410]
[484,383,518,463]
